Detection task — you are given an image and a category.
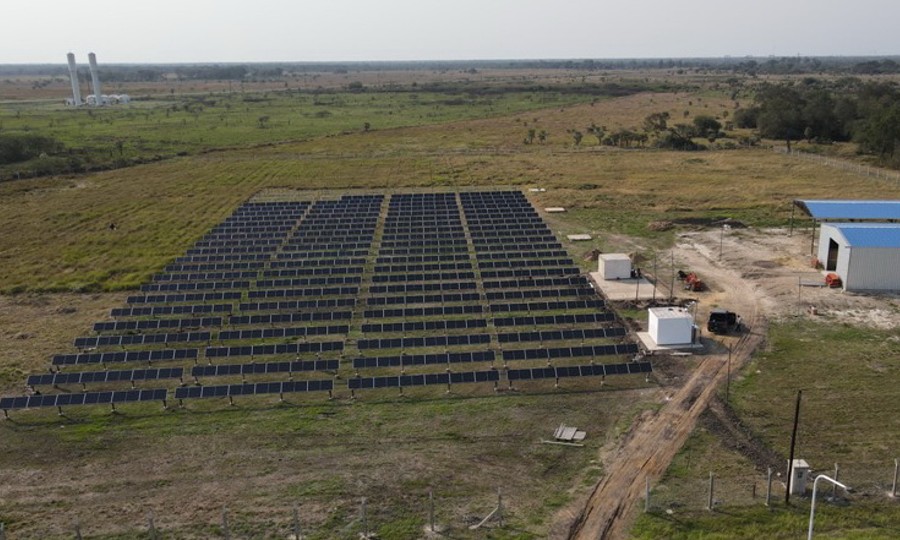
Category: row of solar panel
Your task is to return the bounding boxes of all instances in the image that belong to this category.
[474,243,562,253]
[165,262,266,272]
[262,267,364,277]
[489,300,605,313]
[111,304,233,317]
[75,332,211,348]
[374,263,473,274]
[218,325,348,340]
[53,348,199,366]
[497,327,626,343]
[275,250,369,259]
[357,334,491,350]
[363,305,484,318]
[502,343,639,361]
[210,226,293,234]
[381,239,467,248]
[141,281,251,292]
[154,271,260,283]
[352,350,495,368]
[494,313,615,326]
[372,272,476,283]
[94,317,222,332]
[229,311,353,325]
[28,367,184,387]
[271,257,366,268]
[192,359,338,377]
[382,233,465,242]
[0,389,168,411]
[128,292,242,304]
[484,277,587,289]
[485,288,594,300]
[205,341,343,358]
[256,276,362,288]
[175,254,272,263]
[366,293,481,305]
[478,251,569,260]
[376,254,471,264]
[187,246,277,255]
[174,380,333,400]
[478,259,574,269]
[362,319,487,333]
[378,247,469,256]
[281,242,372,251]
[369,282,476,294]
[239,298,356,312]
[349,370,499,389]
[508,362,652,380]
[248,286,359,298]
[481,268,578,279]
[292,229,376,237]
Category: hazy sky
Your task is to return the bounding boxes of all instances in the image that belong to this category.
[4,0,900,64]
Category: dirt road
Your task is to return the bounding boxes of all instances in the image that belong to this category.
[564,230,770,540]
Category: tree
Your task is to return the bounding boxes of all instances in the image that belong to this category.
[587,124,604,144]
[692,115,722,137]
[643,112,669,133]
[538,130,548,144]
[754,84,805,144]
[363,122,371,132]
[257,115,270,129]
[572,131,583,146]
[525,129,535,144]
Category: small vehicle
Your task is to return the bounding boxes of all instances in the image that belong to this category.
[707,308,740,334]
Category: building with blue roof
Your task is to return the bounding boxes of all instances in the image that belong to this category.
[817,223,900,291]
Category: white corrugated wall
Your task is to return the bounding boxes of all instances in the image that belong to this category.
[846,247,900,291]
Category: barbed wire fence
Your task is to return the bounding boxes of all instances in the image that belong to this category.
[774,146,900,183]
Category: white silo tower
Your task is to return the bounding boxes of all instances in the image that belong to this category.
[66,53,82,106]
[88,52,104,106]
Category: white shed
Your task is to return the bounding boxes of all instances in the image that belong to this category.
[817,223,900,291]
[598,253,632,280]
[648,307,694,346]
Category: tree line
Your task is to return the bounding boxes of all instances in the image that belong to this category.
[735,79,900,164]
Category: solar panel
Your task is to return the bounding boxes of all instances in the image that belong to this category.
[191,359,338,378]
[348,369,498,390]
[27,368,183,387]
[0,388,168,411]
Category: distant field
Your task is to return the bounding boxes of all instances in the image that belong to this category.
[2,92,899,294]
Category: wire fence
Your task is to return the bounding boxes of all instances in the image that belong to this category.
[774,146,900,183]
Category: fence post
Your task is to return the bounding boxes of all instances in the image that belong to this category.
[0,522,5,540]
[892,458,898,498]
[497,487,504,528]
[832,463,840,498]
[766,467,773,507]
[147,511,158,540]
[429,489,435,532]
[707,472,715,511]
[361,498,369,538]
[74,521,83,540]
[222,506,230,540]
[293,505,302,539]
[645,477,651,512]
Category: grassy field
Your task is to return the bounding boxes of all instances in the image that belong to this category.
[630,319,900,538]
[2,72,900,539]
[2,92,899,294]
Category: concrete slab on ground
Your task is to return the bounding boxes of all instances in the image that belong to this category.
[636,332,704,353]
[567,234,592,241]
[545,207,566,213]
[589,272,657,301]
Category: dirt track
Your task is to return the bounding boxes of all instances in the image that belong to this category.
[564,231,769,540]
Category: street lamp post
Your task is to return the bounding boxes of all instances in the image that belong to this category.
[808,474,849,540]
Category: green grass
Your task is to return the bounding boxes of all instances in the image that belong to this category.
[630,319,900,538]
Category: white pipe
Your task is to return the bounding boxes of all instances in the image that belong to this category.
[66,53,82,106]
[808,474,849,540]
[88,52,102,106]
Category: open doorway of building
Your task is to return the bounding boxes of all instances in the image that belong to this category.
[826,238,839,271]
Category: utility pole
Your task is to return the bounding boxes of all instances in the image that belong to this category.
[786,390,803,505]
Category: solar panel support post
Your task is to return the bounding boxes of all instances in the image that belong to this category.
[147,511,157,540]
[292,505,302,540]
[162,399,168,411]
[428,488,436,533]
[892,458,898,498]
[707,471,715,511]
[497,487,504,528]
[57,406,63,416]
[765,467,773,507]
[221,506,230,540]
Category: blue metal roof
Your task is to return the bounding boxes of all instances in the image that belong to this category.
[831,223,900,248]
[796,200,900,220]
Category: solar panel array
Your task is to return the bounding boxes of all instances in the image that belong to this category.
[2,191,648,414]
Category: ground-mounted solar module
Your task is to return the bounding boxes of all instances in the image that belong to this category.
[2,191,648,416]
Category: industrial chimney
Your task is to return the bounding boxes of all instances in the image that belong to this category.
[66,53,82,106]
[88,52,103,106]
